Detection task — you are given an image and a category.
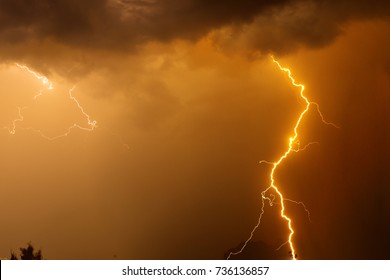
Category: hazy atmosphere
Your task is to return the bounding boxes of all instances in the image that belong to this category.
[0,0,389,259]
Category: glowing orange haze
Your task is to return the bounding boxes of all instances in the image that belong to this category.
[0,21,389,260]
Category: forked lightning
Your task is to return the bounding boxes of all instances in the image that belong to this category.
[2,64,97,140]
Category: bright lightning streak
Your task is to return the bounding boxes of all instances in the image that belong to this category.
[227,56,336,260]
[15,63,54,91]
[3,64,97,140]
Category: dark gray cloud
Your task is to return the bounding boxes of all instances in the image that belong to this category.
[211,0,390,55]
[0,0,389,68]
[0,0,291,75]
[0,0,290,49]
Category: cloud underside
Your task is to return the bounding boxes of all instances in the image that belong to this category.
[0,0,389,59]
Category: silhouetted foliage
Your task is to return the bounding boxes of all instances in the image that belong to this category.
[10,243,43,260]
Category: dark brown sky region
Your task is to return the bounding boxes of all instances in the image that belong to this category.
[0,0,389,260]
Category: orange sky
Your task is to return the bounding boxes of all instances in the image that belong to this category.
[0,1,389,260]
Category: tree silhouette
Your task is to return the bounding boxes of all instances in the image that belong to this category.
[10,243,43,260]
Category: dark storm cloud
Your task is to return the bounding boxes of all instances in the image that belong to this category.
[212,0,390,55]
[0,0,106,42]
[0,0,290,49]
[0,0,292,74]
[272,0,390,52]
[0,0,389,65]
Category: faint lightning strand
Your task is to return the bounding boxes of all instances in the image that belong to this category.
[7,64,97,140]
[227,196,267,259]
[68,86,97,129]
[15,63,54,91]
[26,124,94,141]
[266,197,312,223]
[228,56,335,260]
[2,107,26,135]
[276,241,290,251]
[284,199,312,223]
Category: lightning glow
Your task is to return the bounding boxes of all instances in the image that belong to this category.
[2,64,97,140]
[227,56,337,260]
[15,63,54,91]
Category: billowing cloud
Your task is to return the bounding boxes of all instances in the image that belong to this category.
[211,0,390,55]
[0,0,289,49]
[0,0,389,67]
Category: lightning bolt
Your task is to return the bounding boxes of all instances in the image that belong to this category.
[2,64,97,140]
[15,63,54,91]
[5,106,25,135]
[227,56,337,260]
